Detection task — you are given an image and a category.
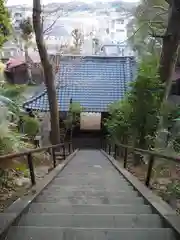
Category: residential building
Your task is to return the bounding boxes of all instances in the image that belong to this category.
[100,43,134,57]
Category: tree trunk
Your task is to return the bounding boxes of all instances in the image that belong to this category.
[32,0,60,145]
[156,1,180,148]
[24,43,33,85]
[159,1,180,99]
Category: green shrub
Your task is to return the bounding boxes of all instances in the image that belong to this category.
[23,116,39,137]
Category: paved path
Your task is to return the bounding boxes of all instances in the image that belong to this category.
[6,150,175,239]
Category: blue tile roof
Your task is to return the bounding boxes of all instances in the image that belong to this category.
[23,56,136,112]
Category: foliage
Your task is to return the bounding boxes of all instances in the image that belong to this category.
[19,17,35,85]
[20,17,33,41]
[105,56,164,150]
[0,107,23,155]
[0,0,11,48]
[128,57,164,148]
[105,99,132,141]
[127,0,168,57]
[167,180,180,199]
[0,83,26,102]
[159,103,180,152]
[22,116,40,137]
[64,102,84,129]
[0,83,32,156]
[0,83,26,117]
[71,28,83,49]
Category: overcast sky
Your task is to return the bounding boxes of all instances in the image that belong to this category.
[7,0,139,6]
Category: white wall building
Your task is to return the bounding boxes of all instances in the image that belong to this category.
[108,11,129,44]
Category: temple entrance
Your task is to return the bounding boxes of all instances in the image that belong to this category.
[80,112,101,130]
[73,112,102,149]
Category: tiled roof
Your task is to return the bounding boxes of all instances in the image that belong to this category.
[23,56,136,112]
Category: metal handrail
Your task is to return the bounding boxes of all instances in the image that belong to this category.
[102,139,180,187]
[0,142,73,185]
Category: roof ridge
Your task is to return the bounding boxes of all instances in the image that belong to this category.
[59,55,135,59]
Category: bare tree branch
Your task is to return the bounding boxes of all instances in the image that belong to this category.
[43,13,62,34]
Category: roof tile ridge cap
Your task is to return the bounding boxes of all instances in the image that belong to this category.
[23,87,47,106]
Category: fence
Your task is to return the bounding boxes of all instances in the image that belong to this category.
[0,142,72,186]
[102,140,180,187]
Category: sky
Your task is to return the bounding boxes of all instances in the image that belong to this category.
[7,0,139,6]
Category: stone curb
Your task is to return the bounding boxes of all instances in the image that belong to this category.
[101,149,180,238]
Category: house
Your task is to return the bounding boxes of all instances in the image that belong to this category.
[100,43,134,57]
[23,55,136,148]
[4,53,44,85]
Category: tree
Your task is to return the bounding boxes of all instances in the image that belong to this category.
[71,28,83,51]
[0,0,11,48]
[105,56,164,165]
[127,0,168,57]
[19,17,34,85]
[128,0,180,101]
[158,0,180,100]
[33,0,60,145]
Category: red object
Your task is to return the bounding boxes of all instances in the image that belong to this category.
[6,57,25,69]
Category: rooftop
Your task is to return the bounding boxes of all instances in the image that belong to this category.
[23,55,136,112]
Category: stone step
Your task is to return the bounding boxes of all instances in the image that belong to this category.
[58,172,119,176]
[35,195,144,205]
[48,184,134,192]
[38,189,139,198]
[28,204,152,214]
[53,178,129,184]
[51,180,133,187]
[6,227,175,240]
[55,175,127,181]
[17,214,162,228]
[52,178,129,183]
[45,184,135,191]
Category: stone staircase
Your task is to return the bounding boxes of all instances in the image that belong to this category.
[4,150,177,239]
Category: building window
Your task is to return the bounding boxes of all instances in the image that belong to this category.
[116,19,124,24]
[116,29,125,33]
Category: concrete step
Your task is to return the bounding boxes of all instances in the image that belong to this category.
[51,180,130,185]
[28,204,152,214]
[50,180,134,189]
[53,178,129,184]
[35,195,144,205]
[57,172,119,177]
[47,185,135,192]
[6,227,175,240]
[55,175,127,181]
[38,189,139,198]
[17,214,162,228]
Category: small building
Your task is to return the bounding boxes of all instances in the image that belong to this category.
[100,43,134,57]
[4,53,44,85]
[23,55,136,148]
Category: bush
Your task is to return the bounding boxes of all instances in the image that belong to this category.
[23,116,39,137]
[105,55,164,164]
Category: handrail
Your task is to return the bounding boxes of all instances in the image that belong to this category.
[102,139,180,188]
[0,142,67,161]
[115,142,180,163]
[0,141,73,185]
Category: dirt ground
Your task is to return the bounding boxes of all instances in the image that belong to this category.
[125,154,180,214]
[0,152,54,212]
